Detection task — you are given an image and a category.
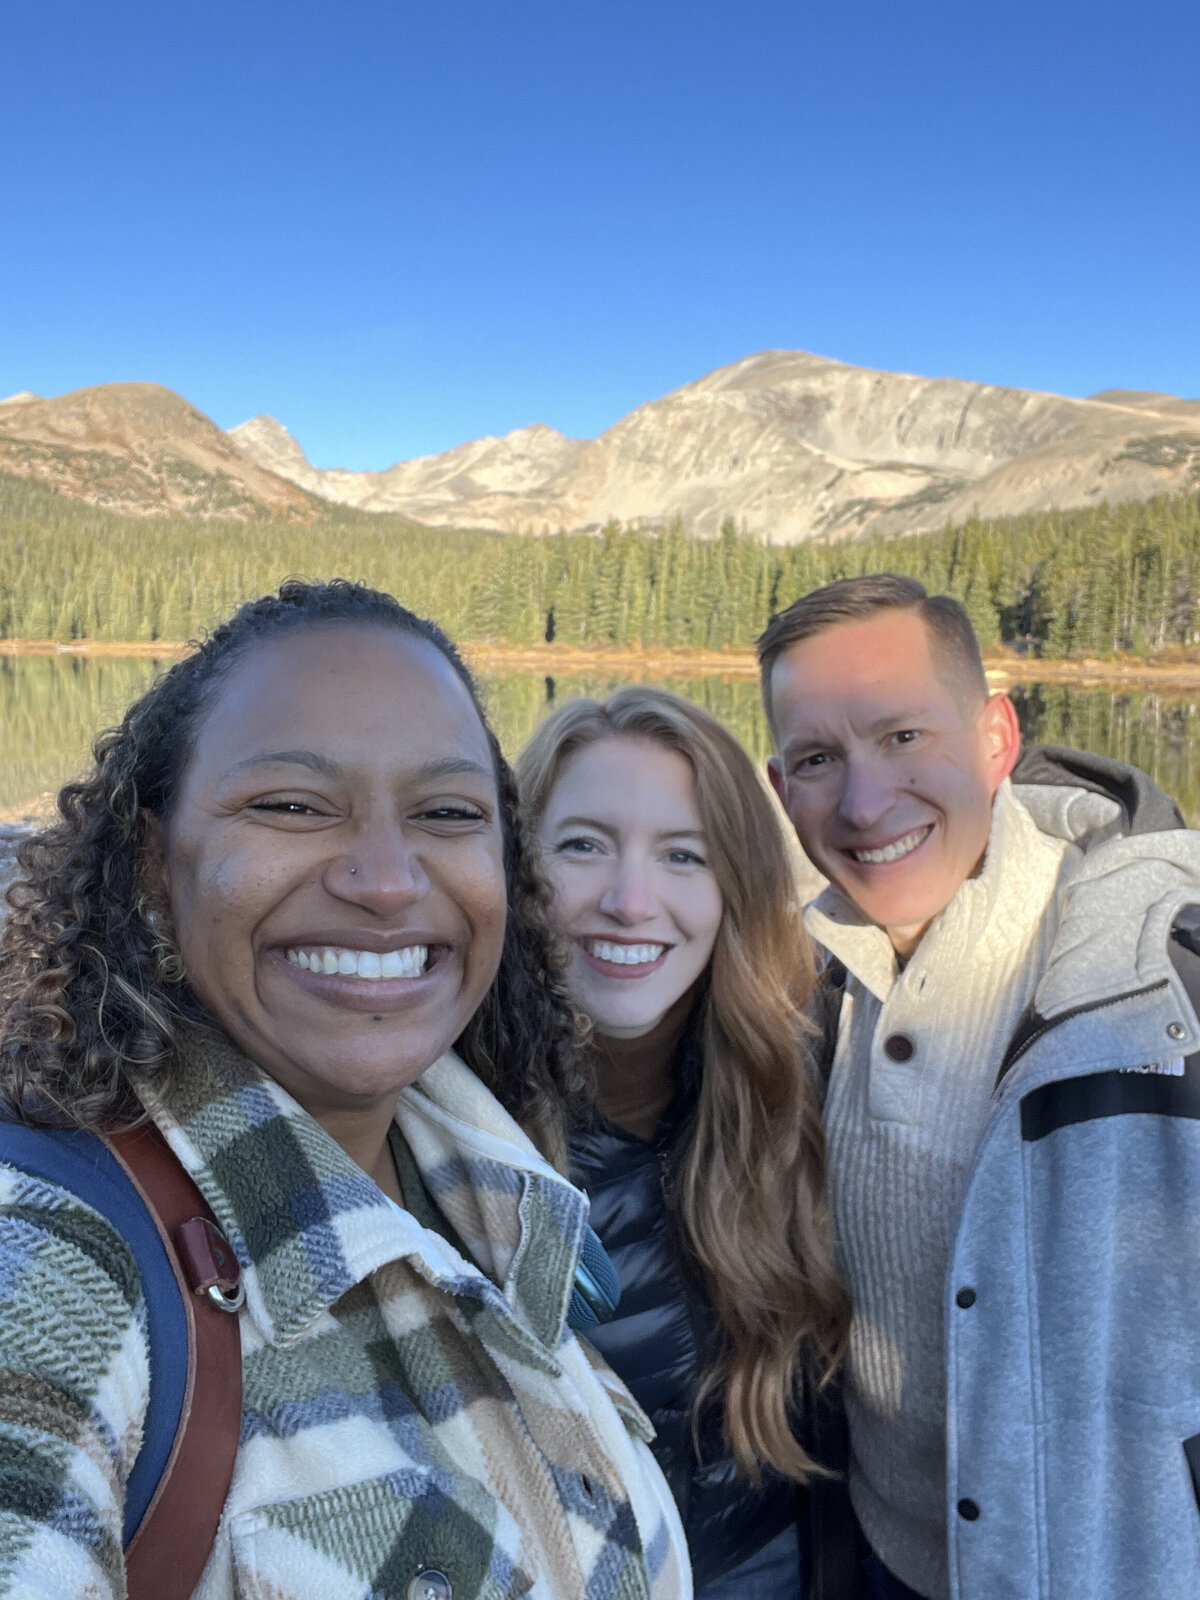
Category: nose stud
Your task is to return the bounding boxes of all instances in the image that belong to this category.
[348,865,358,876]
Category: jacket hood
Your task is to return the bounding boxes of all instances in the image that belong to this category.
[1000,750,1200,1091]
[1012,743,1185,851]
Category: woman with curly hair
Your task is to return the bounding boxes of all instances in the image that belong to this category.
[0,581,690,1600]
[518,688,851,1599]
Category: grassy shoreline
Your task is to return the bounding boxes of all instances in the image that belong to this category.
[6,636,1200,688]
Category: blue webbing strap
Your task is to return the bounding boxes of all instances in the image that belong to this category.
[0,1123,189,1546]
[568,1224,620,1330]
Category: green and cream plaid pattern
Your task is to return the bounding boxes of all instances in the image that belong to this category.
[0,1033,690,1600]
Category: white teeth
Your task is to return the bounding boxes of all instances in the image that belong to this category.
[285,945,429,980]
[584,940,667,966]
[852,828,930,865]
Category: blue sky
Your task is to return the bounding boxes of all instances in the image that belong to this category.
[2,0,1197,469]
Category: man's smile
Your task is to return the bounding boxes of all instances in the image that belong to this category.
[846,824,934,866]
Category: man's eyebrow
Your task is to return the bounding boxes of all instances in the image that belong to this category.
[782,711,929,757]
[780,734,828,760]
[866,710,929,735]
[227,749,344,779]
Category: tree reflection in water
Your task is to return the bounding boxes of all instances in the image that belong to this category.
[1,655,1198,825]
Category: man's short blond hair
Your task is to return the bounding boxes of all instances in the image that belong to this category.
[756,573,989,729]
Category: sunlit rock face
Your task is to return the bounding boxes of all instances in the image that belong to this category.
[7,357,1198,540]
[0,384,318,520]
[228,351,1200,543]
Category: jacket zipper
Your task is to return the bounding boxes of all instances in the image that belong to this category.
[993,977,1169,1092]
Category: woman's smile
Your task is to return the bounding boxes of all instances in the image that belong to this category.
[273,935,448,1010]
[576,935,671,979]
[285,943,430,980]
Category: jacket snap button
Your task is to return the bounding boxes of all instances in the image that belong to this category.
[957,1498,981,1522]
[883,1033,915,1062]
[408,1571,452,1600]
[956,1287,977,1309]
[1167,1022,1186,1041]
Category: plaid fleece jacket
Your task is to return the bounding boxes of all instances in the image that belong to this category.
[0,1035,690,1600]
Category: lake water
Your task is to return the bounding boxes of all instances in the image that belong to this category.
[2,653,1200,823]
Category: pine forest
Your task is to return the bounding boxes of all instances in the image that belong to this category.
[3,472,1200,659]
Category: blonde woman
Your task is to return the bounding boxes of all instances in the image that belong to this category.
[518,688,850,1600]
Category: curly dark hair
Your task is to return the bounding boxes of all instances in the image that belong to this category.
[0,578,584,1159]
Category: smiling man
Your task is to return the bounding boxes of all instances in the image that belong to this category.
[759,575,1200,1600]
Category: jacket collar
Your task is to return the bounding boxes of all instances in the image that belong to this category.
[135,1030,587,1352]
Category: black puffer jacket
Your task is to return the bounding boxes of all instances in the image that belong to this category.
[568,1035,802,1595]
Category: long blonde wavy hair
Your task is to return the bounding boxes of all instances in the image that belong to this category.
[517,687,849,1482]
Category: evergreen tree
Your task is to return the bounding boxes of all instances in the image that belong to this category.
[0,469,1197,662]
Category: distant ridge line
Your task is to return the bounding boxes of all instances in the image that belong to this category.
[1,352,1198,542]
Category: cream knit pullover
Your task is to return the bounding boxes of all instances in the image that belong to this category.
[806,782,1074,1600]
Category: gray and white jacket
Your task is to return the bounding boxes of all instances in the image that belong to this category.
[946,747,1200,1599]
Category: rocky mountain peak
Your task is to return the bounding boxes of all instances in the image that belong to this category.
[228,414,312,471]
[0,382,316,519]
[227,350,1200,541]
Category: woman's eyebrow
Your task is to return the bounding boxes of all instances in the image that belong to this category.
[550,817,704,842]
[552,813,614,834]
[412,755,493,781]
[227,749,343,779]
[225,752,492,782]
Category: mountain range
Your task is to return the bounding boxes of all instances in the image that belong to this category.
[4,351,1199,541]
[0,382,315,519]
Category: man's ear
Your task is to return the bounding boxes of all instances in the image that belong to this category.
[980,692,1021,793]
[766,754,785,805]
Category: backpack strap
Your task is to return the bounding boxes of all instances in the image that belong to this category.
[0,1120,242,1600]
[0,1123,191,1542]
[107,1123,242,1600]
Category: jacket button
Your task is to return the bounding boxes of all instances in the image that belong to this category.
[1167,1022,1186,1041]
[408,1571,452,1600]
[956,1287,977,1309]
[883,1033,915,1062]
[957,1499,981,1522]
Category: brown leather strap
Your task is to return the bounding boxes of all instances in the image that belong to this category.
[105,1124,243,1600]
